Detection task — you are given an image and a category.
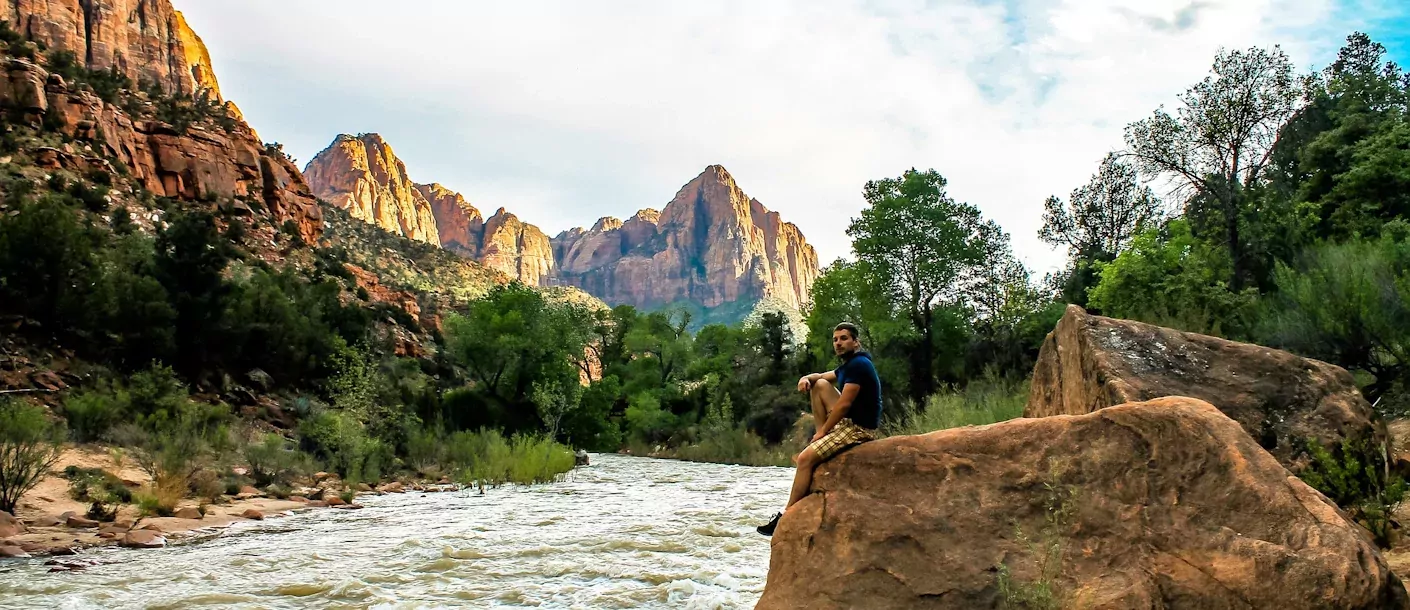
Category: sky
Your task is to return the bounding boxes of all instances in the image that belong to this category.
[177,0,1409,274]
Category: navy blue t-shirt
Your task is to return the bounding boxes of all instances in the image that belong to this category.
[834,351,883,429]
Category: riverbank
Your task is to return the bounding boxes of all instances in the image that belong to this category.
[0,445,452,558]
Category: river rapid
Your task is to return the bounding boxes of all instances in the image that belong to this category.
[0,454,792,609]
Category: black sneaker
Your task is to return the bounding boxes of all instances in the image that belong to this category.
[756,512,781,536]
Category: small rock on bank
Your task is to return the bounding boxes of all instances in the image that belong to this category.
[241,509,264,521]
[119,530,166,549]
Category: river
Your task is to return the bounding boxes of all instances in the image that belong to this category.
[0,454,791,609]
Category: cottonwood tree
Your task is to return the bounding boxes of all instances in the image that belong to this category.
[848,169,1007,404]
[1124,45,1300,290]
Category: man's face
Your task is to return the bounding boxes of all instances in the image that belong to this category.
[832,329,859,356]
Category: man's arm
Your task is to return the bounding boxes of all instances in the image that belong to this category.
[796,370,837,392]
[815,383,860,441]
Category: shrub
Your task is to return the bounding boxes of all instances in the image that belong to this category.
[886,377,1028,437]
[446,429,575,490]
[131,401,230,515]
[1300,437,1407,547]
[0,398,66,514]
[297,409,386,484]
[243,433,311,487]
[63,387,128,442]
[64,466,130,521]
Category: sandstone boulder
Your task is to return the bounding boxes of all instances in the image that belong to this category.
[1026,305,1380,471]
[28,515,62,528]
[323,495,346,507]
[240,509,264,521]
[0,510,24,537]
[119,530,166,549]
[757,397,1407,610]
[173,507,202,520]
[0,544,30,558]
[65,515,98,528]
[376,482,404,494]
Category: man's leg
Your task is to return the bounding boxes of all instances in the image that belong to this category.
[786,447,821,510]
[809,379,839,430]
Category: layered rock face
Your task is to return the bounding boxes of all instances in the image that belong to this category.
[304,134,439,245]
[1026,305,1381,471]
[480,207,555,287]
[0,0,220,97]
[418,182,483,257]
[757,396,1408,609]
[552,166,819,310]
[0,58,321,243]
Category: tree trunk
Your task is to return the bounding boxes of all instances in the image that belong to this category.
[911,306,936,409]
[1225,193,1246,292]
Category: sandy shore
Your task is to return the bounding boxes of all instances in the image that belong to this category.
[2,445,374,556]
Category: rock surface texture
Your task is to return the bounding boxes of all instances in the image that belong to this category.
[1025,305,1381,471]
[756,397,1408,610]
[0,0,220,97]
[418,182,484,258]
[552,165,819,310]
[304,134,439,245]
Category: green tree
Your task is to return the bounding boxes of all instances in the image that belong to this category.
[443,283,594,433]
[848,169,1007,404]
[1088,219,1255,336]
[1040,154,1164,306]
[1125,45,1300,290]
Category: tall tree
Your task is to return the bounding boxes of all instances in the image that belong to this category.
[1040,153,1163,305]
[848,169,1006,404]
[1125,45,1300,290]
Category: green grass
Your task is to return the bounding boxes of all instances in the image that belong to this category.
[886,377,1028,437]
[448,429,577,489]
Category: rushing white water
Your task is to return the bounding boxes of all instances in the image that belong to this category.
[0,454,793,609]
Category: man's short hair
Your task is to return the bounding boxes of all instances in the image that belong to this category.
[833,322,860,341]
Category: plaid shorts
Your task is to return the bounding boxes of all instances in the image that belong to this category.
[807,418,875,462]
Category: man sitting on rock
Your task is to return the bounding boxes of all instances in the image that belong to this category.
[757,322,883,536]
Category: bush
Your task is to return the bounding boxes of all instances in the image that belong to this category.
[1300,437,1406,547]
[0,398,66,514]
[446,429,575,490]
[63,387,127,442]
[131,401,230,515]
[887,377,1028,436]
[64,466,130,521]
[243,433,310,487]
[296,409,387,484]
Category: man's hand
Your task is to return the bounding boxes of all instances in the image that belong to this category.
[810,429,826,443]
[797,375,812,393]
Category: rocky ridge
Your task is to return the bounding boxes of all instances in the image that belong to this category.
[0,0,220,98]
[306,132,820,317]
[303,134,439,245]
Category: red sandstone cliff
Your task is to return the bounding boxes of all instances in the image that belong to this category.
[0,0,220,98]
[418,182,484,258]
[552,166,819,311]
[303,134,440,245]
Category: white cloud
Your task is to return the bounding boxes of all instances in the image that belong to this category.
[178,0,1394,274]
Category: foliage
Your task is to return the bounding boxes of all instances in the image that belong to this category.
[243,433,311,487]
[1299,437,1406,548]
[64,466,131,521]
[1087,219,1256,336]
[1040,153,1164,305]
[1260,234,1410,407]
[997,477,1077,610]
[445,429,575,490]
[849,168,1011,403]
[0,399,66,514]
[1124,45,1300,290]
[885,377,1028,437]
[297,408,389,484]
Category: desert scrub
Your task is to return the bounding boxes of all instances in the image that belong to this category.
[0,398,66,514]
[1300,437,1406,547]
[887,377,1028,437]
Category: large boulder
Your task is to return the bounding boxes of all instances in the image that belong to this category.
[1026,305,1380,470]
[756,397,1407,610]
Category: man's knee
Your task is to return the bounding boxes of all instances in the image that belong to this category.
[796,448,820,470]
[810,379,834,395]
